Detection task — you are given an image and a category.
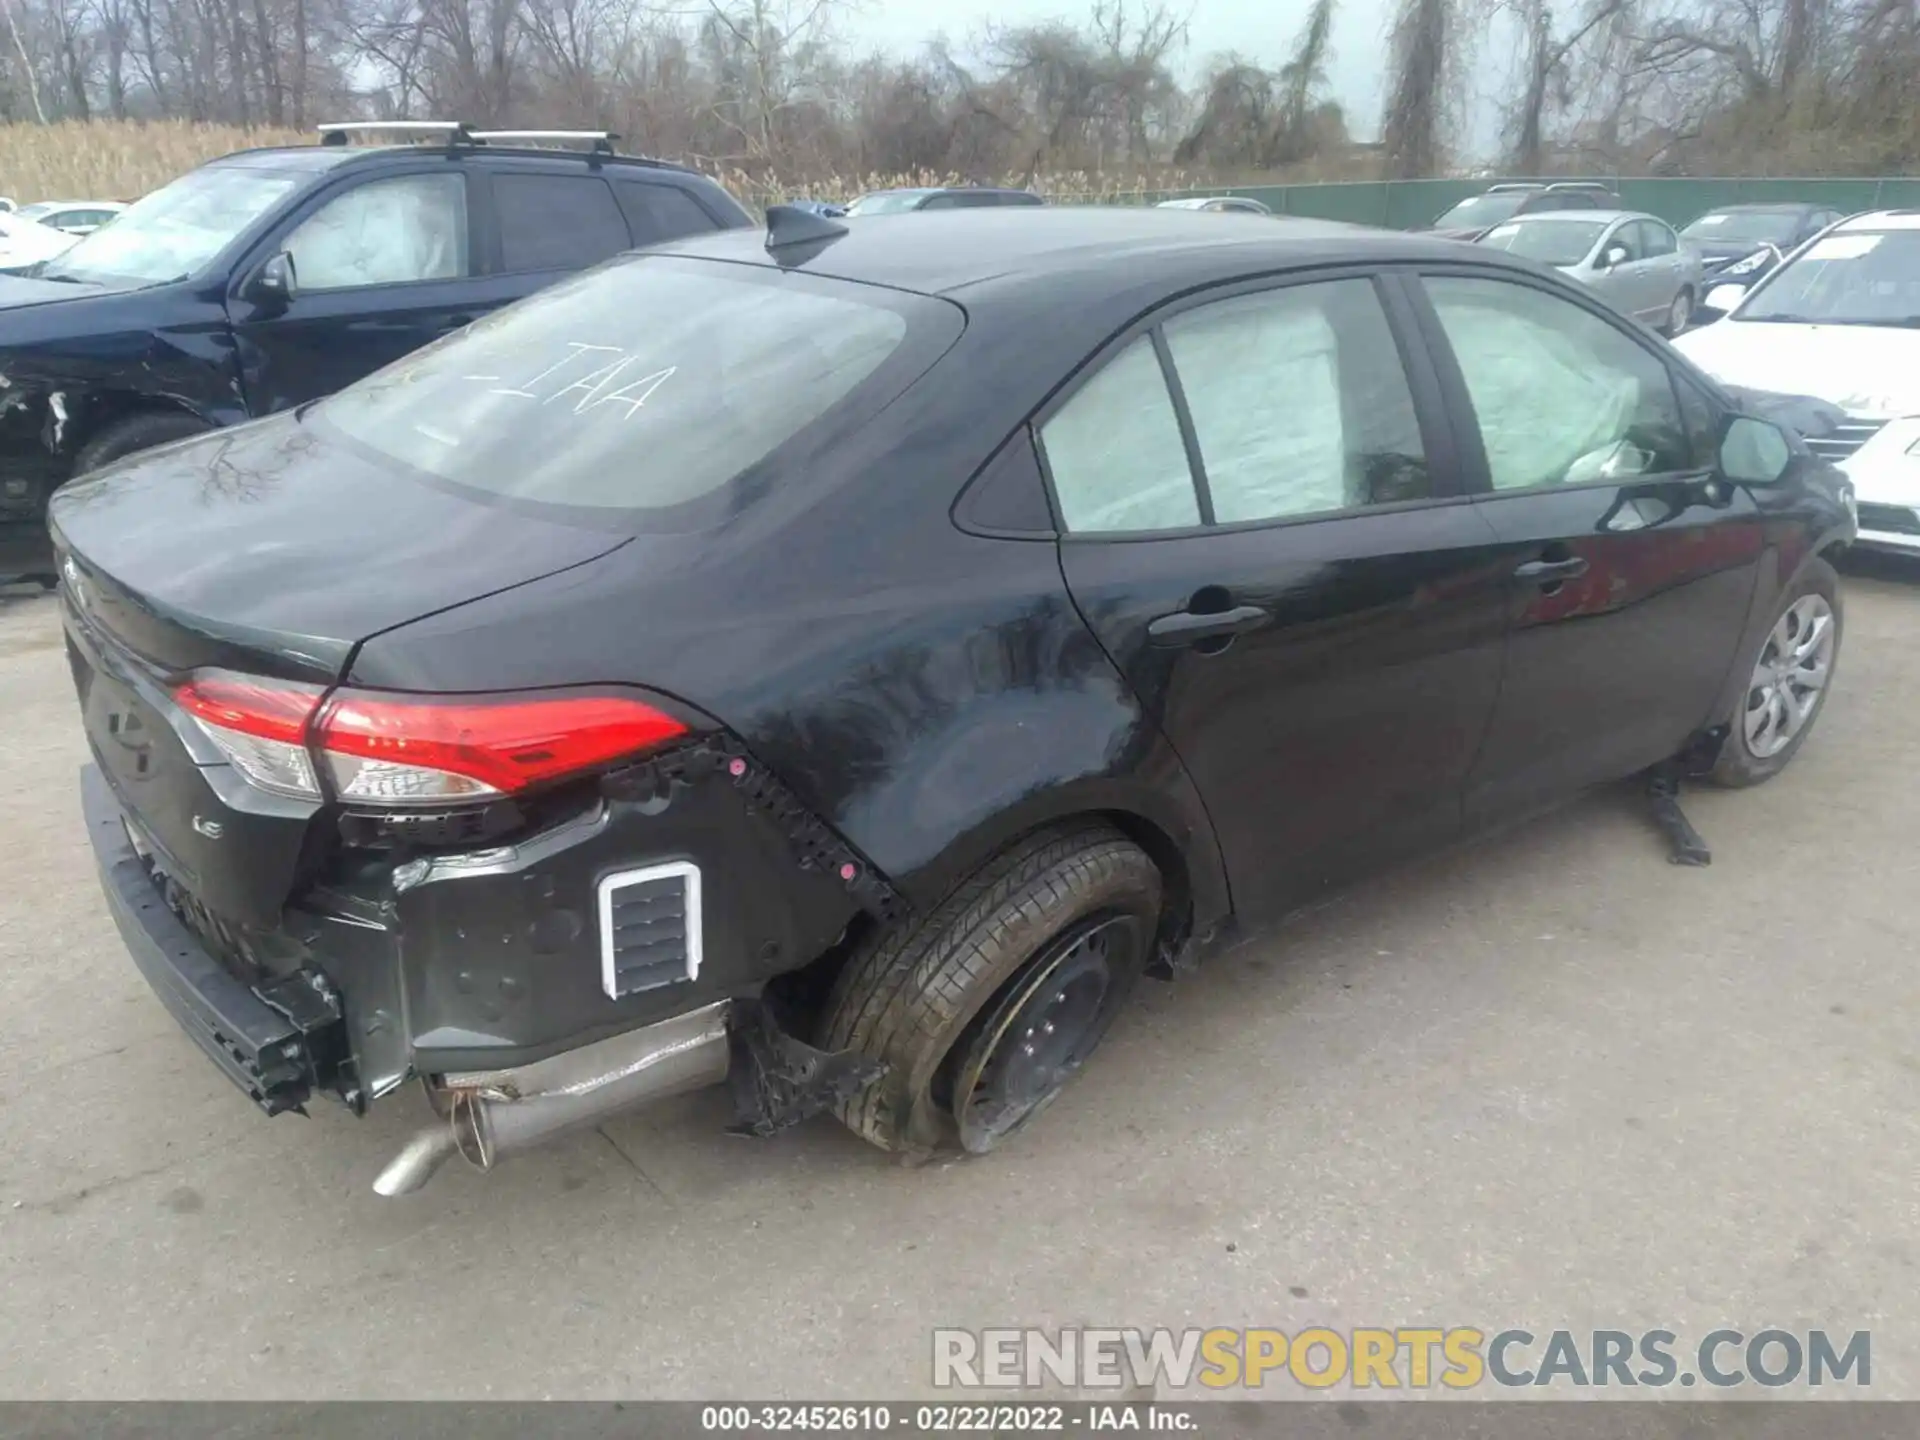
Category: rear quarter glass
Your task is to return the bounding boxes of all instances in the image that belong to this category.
[310,254,965,531]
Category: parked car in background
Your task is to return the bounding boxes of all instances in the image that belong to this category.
[1676,210,1920,554]
[1680,202,1844,284]
[1157,195,1272,215]
[14,200,128,236]
[0,197,16,213]
[0,121,752,581]
[1476,209,1705,334]
[843,186,1045,214]
[0,211,81,273]
[783,198,847,218]
[52,206,1851,1195]
[1425,181,1621,239]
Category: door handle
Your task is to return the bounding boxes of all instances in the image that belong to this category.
[1146,604,1270,646]
[1513,556,1590,584]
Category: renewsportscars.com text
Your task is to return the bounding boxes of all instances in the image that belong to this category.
[932,1327,1872,1392]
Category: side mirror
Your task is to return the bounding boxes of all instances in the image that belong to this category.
[1598,244,1630,270]
[1718,415,1794,485]
[243,250,298,311]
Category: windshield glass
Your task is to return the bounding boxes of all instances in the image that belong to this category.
[844,191,931,216]
[1738,230,1920,325]
[1479,218,1608,266]
[1683,210,1801,245]
[316,255,940,515]
[41,166,298,286]
[1433,193,1530,229]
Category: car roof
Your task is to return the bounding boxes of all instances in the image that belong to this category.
[662,206,1499,299]
[1705,201,1818,214]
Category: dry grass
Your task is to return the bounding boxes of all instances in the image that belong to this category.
[1,119,1380,208]
[4,120,1227,206]
[1,120,305,202]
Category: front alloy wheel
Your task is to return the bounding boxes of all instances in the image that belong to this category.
[1743,594,1835,759]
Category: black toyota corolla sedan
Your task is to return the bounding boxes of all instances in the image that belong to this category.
[51,206,1854,1195]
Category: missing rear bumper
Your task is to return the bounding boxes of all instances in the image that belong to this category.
[82,764,346,1113]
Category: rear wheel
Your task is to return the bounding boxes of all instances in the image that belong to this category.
[72,411,211,477]
[1710,559,1842,787]
[1662,287,1694,336]
[821,824,1160,1157]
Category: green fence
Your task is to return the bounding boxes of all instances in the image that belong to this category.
[1138,176,1920,229]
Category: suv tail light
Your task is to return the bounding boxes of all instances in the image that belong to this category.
[175,670,690,806]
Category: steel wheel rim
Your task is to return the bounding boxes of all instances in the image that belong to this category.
[1743,594,1834,759]
[1670,291,1690,332]
[949,913,1141,1153]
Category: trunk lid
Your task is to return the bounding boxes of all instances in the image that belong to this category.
[53,410,629,930]
[50,411,628,681]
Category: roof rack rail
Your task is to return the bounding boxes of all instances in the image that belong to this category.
[1545,180,1614,191]
[468,129,619,155]
[317,120,474,147]
[1486,182,1546,192]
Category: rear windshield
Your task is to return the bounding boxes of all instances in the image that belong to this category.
[1480,218,1607,266]
[316,255,952,520]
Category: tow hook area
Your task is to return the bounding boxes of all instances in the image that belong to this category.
[372,998,887,1196]
[1646,759,1712,867]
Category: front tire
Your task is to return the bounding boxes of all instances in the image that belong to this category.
[72,411,211,477]
[822,825,1160,1157]
[1710,558,1842,787]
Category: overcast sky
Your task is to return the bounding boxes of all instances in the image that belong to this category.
[843,0,1398,143]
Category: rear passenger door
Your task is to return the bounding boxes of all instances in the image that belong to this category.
[1407,270,1766,824]
[486,170,634,301]
[1047,272,1513,918]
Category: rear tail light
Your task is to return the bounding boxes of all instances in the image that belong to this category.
[175,672,326,800]
[173,670,690,807]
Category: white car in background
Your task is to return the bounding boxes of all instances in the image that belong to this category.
[15,199,127,236]
[1675,210,1920,555]
[0,211,81,272]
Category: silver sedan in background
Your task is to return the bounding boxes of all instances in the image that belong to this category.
[1475,209,1706,335]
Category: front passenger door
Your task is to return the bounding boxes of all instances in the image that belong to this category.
[1413,273,1766,824]
[1048,274,1512,918]
[230,170,483,413]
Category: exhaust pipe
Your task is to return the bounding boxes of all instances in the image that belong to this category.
[373,1000,731,1196]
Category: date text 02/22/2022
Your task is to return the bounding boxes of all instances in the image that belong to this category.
[700,1405,1196,1432]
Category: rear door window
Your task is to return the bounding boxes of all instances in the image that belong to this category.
[493,173,631,272]
[314,256,955,520]
[615,181,723,245]
[1162,279,1431,521]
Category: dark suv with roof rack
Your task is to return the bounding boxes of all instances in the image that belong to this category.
[1425,181,1623,240]
[0,121,753,582]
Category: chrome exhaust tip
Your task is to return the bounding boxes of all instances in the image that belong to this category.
[372,1000,732,1196]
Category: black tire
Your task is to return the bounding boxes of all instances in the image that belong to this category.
[1709,557,1842,788]
[72,411,210,476]
[1661,286,1694,337]
[822,824,1161,1157]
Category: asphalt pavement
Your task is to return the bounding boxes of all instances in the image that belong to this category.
[1,558,1917,1400]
